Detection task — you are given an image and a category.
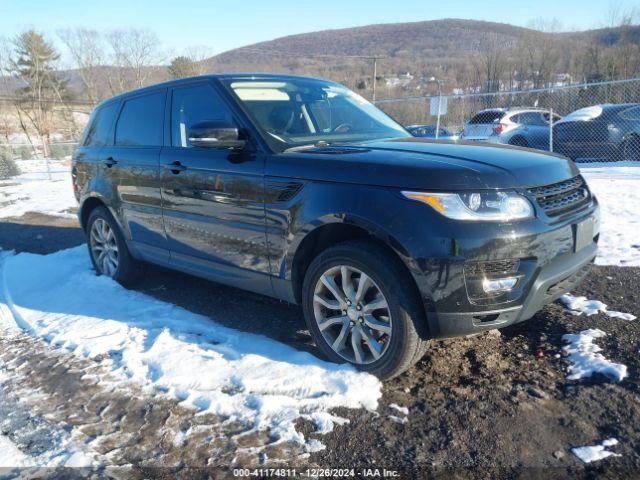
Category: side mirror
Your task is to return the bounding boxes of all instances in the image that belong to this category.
[188,120,246,149]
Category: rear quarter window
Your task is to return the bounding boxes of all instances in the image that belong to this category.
[82,102,118,147]
[619,106,640,121]
[115,91,166,147]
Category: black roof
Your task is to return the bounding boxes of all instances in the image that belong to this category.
[97,72,334,109]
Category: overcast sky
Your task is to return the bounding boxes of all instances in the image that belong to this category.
[1,0,636,64]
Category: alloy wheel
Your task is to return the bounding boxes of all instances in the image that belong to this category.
[312,265,392,364]
[89,218,119,277]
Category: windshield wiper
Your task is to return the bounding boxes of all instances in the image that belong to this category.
[283,141,331,153]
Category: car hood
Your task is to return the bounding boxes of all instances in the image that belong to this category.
[271,138,578,190]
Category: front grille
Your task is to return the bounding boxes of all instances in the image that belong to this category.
[464,259,520,278]
[528,175,591,217]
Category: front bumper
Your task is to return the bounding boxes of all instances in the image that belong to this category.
[428,241,596,337]
[404,203,600,339]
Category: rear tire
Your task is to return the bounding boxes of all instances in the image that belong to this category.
[302,240,429,379]
[86,206,143,286]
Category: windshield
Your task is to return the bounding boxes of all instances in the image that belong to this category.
[221,78,410,151]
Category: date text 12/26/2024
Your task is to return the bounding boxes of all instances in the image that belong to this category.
[233,468,401,477]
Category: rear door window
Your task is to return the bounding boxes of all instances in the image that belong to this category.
[115,91,166,146]
[83,102,118,147]
[517,112,546,126]
[469,111,503,124]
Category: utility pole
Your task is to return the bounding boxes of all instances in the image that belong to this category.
[372,57,378,102]
[428,77,443,139]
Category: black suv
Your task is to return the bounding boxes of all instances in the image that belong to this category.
[72,74,600,379]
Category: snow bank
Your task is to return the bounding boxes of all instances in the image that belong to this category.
[0,247,382,450]
[562,329,627,382]
[580,165,640,267]
[0,165,75,219]
[560,294,636,321]
[572,438,621,463]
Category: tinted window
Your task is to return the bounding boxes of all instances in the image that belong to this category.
[171,84,233,147]
[469,111,504,124]
[516,112,545,126]
[115,91,165,146]
[83,102,118,147]
[619,106,640,121]
[542,112,562,123]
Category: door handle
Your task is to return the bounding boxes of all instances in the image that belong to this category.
[103,157,117,168]
[164,161,187,174]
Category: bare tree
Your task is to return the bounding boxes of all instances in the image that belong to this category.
[516,19,563,89]
[472,33,511,97]
[58,28,107,102]
[605,5,639,79]
[105,29,164,93]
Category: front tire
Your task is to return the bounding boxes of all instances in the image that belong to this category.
[86,206,142,286]
[302,240,429,379]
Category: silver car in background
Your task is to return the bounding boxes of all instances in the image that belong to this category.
[461,107,561,150]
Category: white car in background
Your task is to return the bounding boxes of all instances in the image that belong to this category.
[461,107,561,151]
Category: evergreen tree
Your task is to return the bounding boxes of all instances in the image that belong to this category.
[168,56,198,79]
[11,30,68,157]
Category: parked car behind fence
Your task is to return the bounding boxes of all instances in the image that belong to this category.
[553,104,640,162]
[406,124,459,140]
[460,107,560,151]
[376,77,640,163]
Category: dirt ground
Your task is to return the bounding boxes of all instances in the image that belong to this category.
[0,212,639,479]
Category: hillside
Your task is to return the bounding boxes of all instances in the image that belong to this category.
[211,19,533,63]
[2,19,639,102]
[205,18,640,96]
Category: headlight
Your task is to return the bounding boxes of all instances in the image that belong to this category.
[402,190,534,221]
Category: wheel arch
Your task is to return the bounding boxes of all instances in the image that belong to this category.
[289,214,415,305]
[78,193,124,236]
[509,135,529,147]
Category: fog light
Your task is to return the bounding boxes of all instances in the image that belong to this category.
[482,276,518,293]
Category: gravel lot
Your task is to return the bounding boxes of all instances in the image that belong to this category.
[0,212,639,479]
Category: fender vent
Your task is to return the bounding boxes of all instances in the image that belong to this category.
[266,181,304,202]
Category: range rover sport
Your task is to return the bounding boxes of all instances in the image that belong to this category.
[72,74,600,379]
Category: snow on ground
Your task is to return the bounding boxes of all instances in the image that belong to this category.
[0,161,75,219]
[580,164,640,267]
[572,438,621,463]
[0,434,34,467]
[388,404,409,425]
[562,329,628,382]
[0,246,382,451]
[0,343,102,470]
[560,294,637,321]
[389,403,409,416]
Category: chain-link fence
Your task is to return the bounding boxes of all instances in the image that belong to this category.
[376,77,640,163]
[0,142,77,181]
